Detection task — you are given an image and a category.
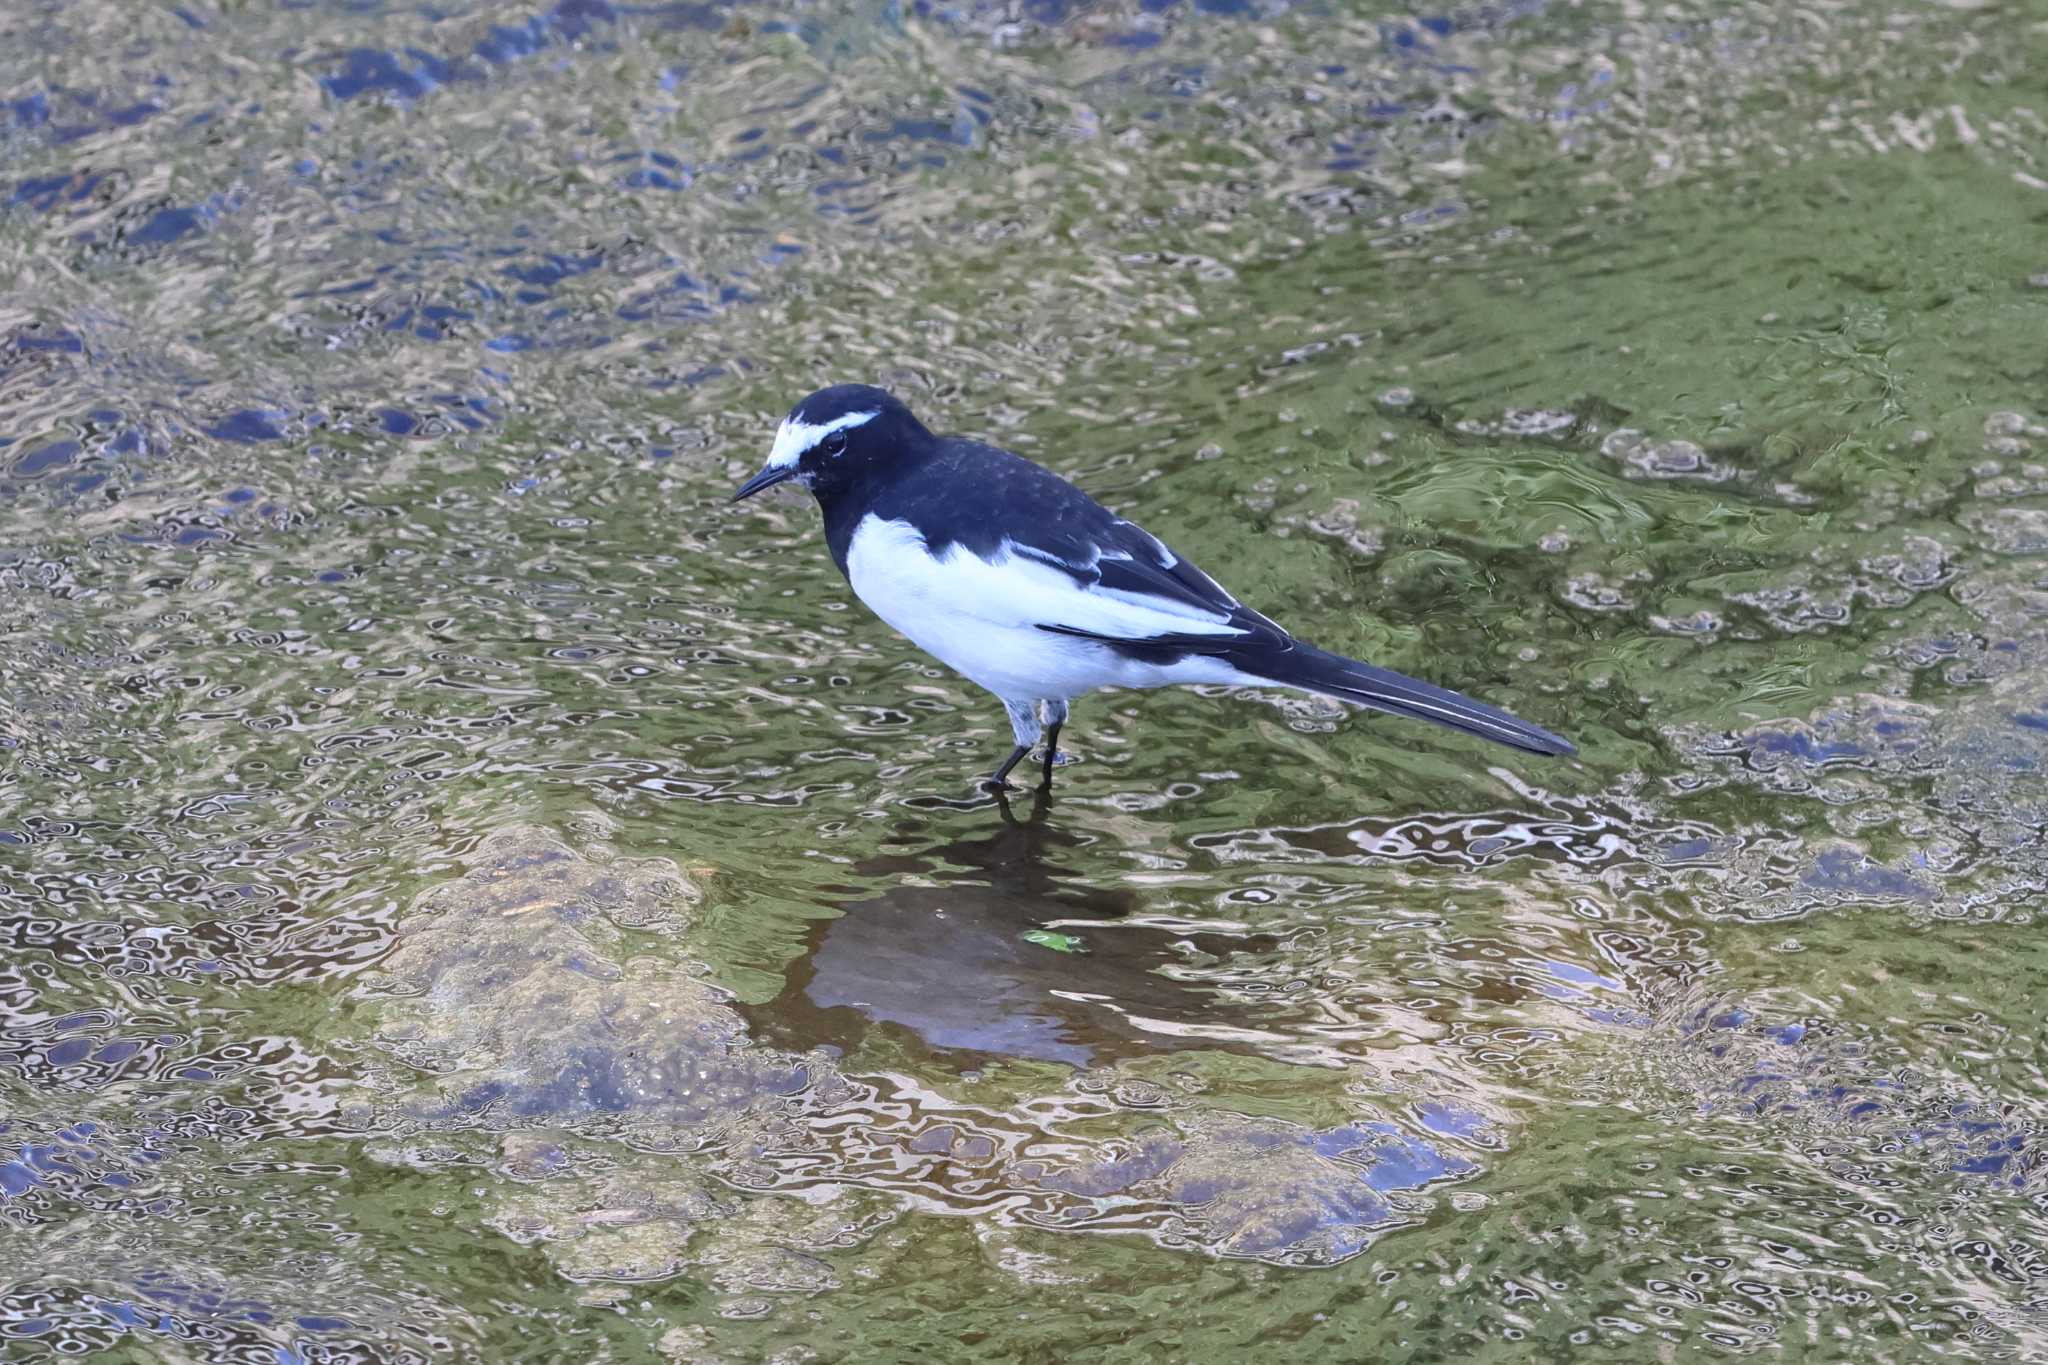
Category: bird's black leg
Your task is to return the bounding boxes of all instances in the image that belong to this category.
[986,698,1044,790]
[1038,721,1062,786]
[986,743,1031,791]
[1037,699,1069,788]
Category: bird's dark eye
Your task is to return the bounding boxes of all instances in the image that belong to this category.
[821,432,849,457]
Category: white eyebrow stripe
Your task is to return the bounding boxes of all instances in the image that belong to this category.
[765,409,879,470]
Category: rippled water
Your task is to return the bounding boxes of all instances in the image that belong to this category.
[4,0,2047,1358]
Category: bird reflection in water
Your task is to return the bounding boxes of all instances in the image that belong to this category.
[760,788,1283,1068]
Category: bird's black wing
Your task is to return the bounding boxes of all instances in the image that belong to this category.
[1018,514,1300,658]
[898,440,1293,657]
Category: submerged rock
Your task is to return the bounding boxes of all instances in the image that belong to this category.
[1639,998,2037,1188]
[486,1161,896,1288]
[1688,566,2048,918]
[365,827,818,1126]
[1016,1111,1477,1265]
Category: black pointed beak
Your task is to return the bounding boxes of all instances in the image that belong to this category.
[731,464,796,502]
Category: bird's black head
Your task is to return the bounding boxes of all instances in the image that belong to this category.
[732,384,933,504]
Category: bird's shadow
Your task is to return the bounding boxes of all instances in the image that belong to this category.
[752,784,1284,1069]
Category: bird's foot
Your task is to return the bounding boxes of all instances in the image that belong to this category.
[985,742,1032,791]
[980,774,1016,793]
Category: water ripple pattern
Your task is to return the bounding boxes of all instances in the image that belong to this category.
[2,0,2047,1358]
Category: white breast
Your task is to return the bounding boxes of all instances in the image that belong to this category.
[843,514,1248,703]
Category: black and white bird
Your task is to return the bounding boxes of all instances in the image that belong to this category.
[732,384,1574,789]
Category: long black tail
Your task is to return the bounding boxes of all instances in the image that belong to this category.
[1244,642,1575,757]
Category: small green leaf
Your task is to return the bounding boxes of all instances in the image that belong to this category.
[1021,928,1088,954]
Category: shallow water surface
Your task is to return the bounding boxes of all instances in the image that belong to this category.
[3,0,2047,1359]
